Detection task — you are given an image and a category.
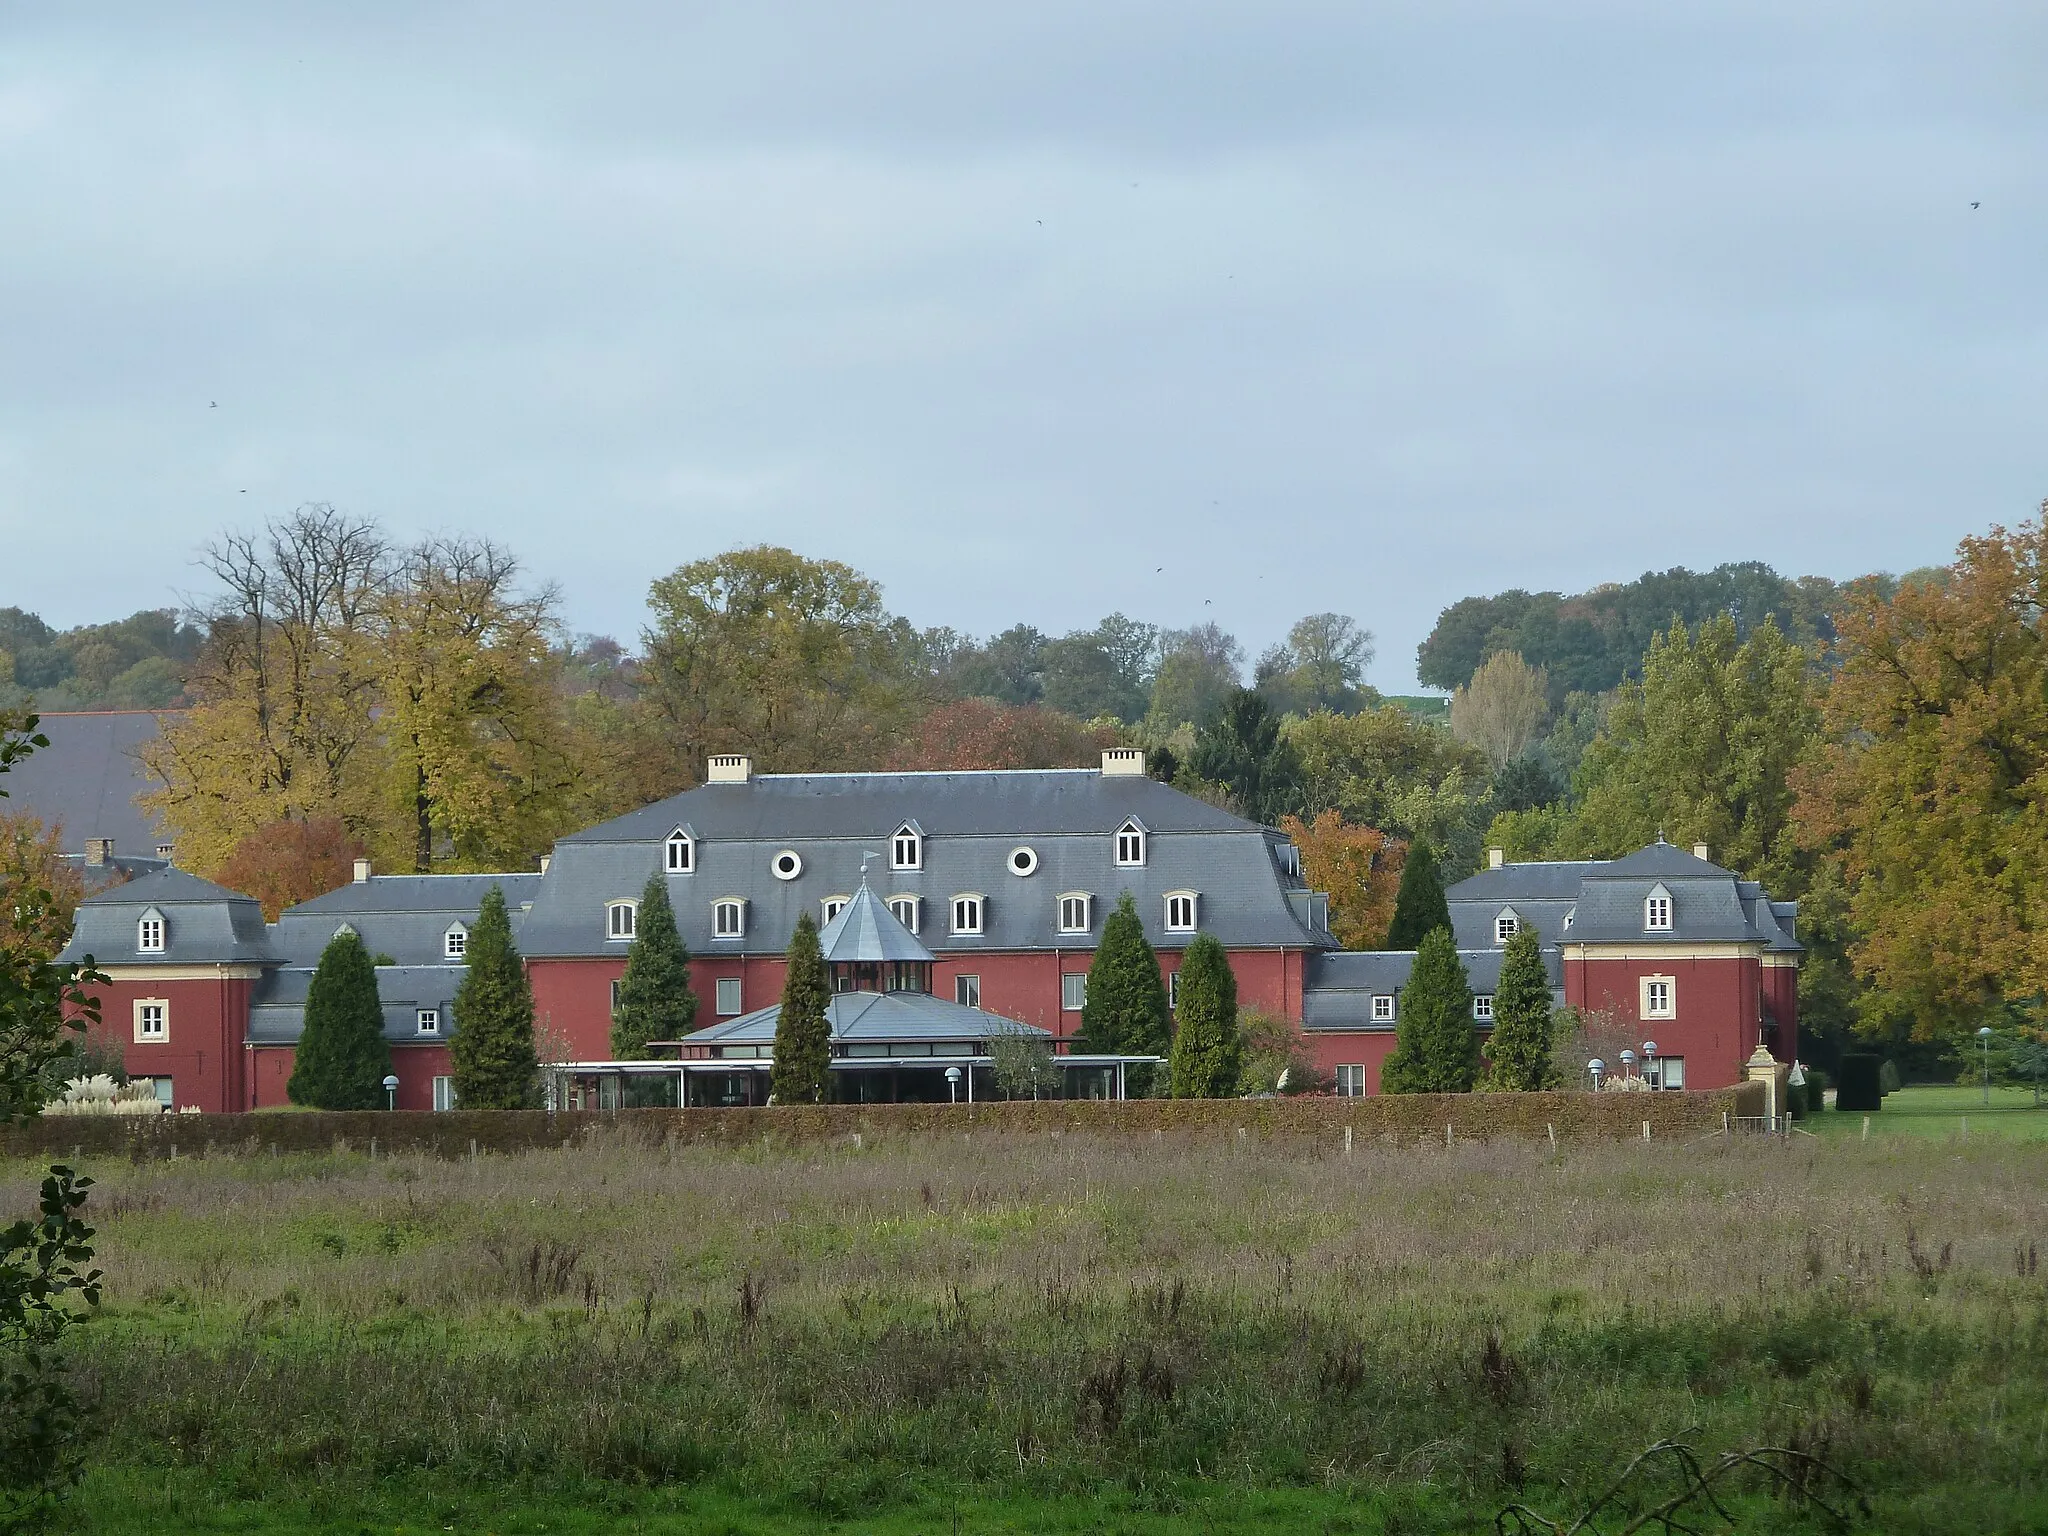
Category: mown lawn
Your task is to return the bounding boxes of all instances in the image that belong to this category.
[1807,1082,2048,1140]
[10,1125,2048,1533]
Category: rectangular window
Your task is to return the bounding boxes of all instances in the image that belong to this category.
[951,895,983,935]
[666,833,693,872]
[1642,976,1675,1019]
[1061,973,1087,1011]
[1495,913,1518,944]
[416,1008,440,1035]
[1656,1056,1686,1090]
[1472,994,1493,1021]
[610,978,623,1015]
[139,1076,172,1107]
[1165,893,1197,932]
[1646,895,1672,931]
[1167,971,1178,1008]
[1336,1064,1367,1097]
[1058,894,1091,933]
[138,916,165,953]
[432,1076,456,1112]
[1371,994,1395,1023]
[445,928,467,959]
[954,974,981,1008]
[713,900,745,939]
[889,895,920,933]
[715,977,743,1016]
[608,902,636,940]
[822,897,848,924]
[893,830,920,869]
[134,999,167,1043]
[1116,825,1145,865]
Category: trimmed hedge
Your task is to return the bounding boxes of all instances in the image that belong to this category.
[1837,1054,1884,1113]
[1,1084,1766,1162]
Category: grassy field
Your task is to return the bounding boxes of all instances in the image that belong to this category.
[1808,1082,2048,1141]
[11,1124,2048,1533]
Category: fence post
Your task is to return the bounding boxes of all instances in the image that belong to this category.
[1861,1116,1869,1142]
[1547,1123,1556,1151]
[1445,1123,1453,1148]
[1642,1121,1651,1142]
[1344,1125,1353,1157]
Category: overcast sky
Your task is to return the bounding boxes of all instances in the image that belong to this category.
[2,4,2043,689]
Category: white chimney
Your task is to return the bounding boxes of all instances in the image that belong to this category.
[1488,847,1505,870]
[352,858,372,884]
[707,754,754,784]
[1693,843,1711,863]
[1100,747,1147,777]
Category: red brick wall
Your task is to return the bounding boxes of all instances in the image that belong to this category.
[72,973,256,1114]
[1305,1031,1400,1095]
[1563,953,1762,1089]
[247,1043,455,1111]
[1764,963,1800,1066]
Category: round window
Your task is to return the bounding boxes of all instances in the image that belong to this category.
[772,849,803,881]
[1008,846,1038,877]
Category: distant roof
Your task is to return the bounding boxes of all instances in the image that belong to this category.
[1,711,173,856]
[249,963,469,1044]
[683,988,1051,1046]
[1301,947,1559,1032]
[817,883,933,964]
[57,866,278,967]
[274,872,545,968]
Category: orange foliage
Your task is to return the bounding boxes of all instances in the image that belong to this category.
[0,811,85,962]
[1279,810,1404,950]
[889,699,1122,771]
[216,816,368,920]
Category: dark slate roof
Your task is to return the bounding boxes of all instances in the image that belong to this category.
[0,711,172,856]
[274,873,544,968]
[520,770,1327,960]
[248,964,468,1045]
[818,883,933,963]
[57,867,278,966]
[1300,947,1560,1032]
[681,989,1051,1046]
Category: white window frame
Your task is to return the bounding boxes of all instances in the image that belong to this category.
[417,1008,441,1035]
[1335,1064,1366,1097]
[888,894,920,934]
[951,894,985,936]
[665,827,695,873]
[1372,993,1396,1023]
[1167,971,1179,1008]
[770,848,803,881]
[1008,845,1038,877]
[133,998,167,1043]
[954,973,981,1007]
[1057,892,1093,934]
[712,899,747,940]
[1115,819,1147,867]
[444,923,468,959]
[137,910,166,954]
[606,900,637,941]
[1061,973,1087,1011]
[610,978,623,1015]
[1655,1056,1686,1090]
[1641,975,1675,1019]
[1164,891,1198,933]
[1645,886,1673,932]
[715,977,744,1016]
[432,1076,456,1112]
[892,824,923,870]
[1494,909,1520,945]
[1472,994,1494,1021]
[821,895,850,925]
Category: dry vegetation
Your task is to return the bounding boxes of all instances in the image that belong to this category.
[15,1128,2048,1530]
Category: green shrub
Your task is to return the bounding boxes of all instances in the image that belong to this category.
[1837,1053,1883,1112]
[1879,1059,1902,1096]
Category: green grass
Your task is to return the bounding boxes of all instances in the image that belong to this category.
[1807,1082,2048,1140]
[11,1127,2048,1532]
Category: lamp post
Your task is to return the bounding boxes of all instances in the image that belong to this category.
[1979,1026,1994,1106]
[1588,1057,1605,1092]
[1619,1049,1636,1086]
[382,1074,400,1112]
[1642,1041,1658,1091]
[945,1065,962,1105]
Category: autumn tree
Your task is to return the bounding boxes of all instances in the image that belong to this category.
[1168,934,1240,1098]
[449,887,538,1109]
[1287,705,1493,876]
[1796,518,2048,1039]
[0,813,84,962]
[1279,811,1403,950]
[1380,929,1478,1093]
[888,698,1119,770]
[1384,839,1451,951]
[610,875,696,1058]
[1450,651,1550,771]
[215,816,366,920]
[770,914,831,1104]
[287,929,390,1110]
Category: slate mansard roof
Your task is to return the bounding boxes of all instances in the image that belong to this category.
[1300,947,1563,1033]
[277,872,544,968]
[57,868,278,967]
[520,769,1333,960]
[3,711,172,857]
[1446,841,1800,954]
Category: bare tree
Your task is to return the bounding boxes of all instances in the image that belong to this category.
[1450,651,1549,770]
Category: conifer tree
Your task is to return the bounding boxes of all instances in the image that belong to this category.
[1168,934,1241,1098]
[770,913,831,1104]
[449,886,538,1109]
[1380,927,1479,1093]
[1081,893,1170,1058]
[288,929,391,1109]
[1484,925,1556,1090]
[1383,839,1451,949]
[611,875,697,1058]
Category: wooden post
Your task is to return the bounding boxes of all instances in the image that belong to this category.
[1547,1123,1557,1151]
[1445,1123,1453,1148]
[1344,1125,1353,1157]
[1642,1121,1651,1142]
[1861,1116,1869,1142]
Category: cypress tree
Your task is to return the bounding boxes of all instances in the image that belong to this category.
[288,929,392,1109]
[770,913,831,1105]
[1168,934,1241,1098]
[1383,839,1451,949]
[1484,925,1556,1090]
[449,886,539,1109]
[1380,927,1479,1093]
[1081,893,1171,1059]
[611,875,697,1058]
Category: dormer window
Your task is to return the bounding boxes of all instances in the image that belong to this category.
[889,895,920,933]
[606,901,637,941]
[712,898,747,939]
[665,827,695,873]
[137,910,166,954]
[1164,891,1198,932]
[1115,819,1147,867]
[892,823,922,870]
[1494,909,1520,944]
[951,894,985,935]
[821,895,849,924]
[1058,893,1093,934]
[444,923,469,959]
[1645,886,1673,932]
[333,923,357,942]
[417,1009,441,1035]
